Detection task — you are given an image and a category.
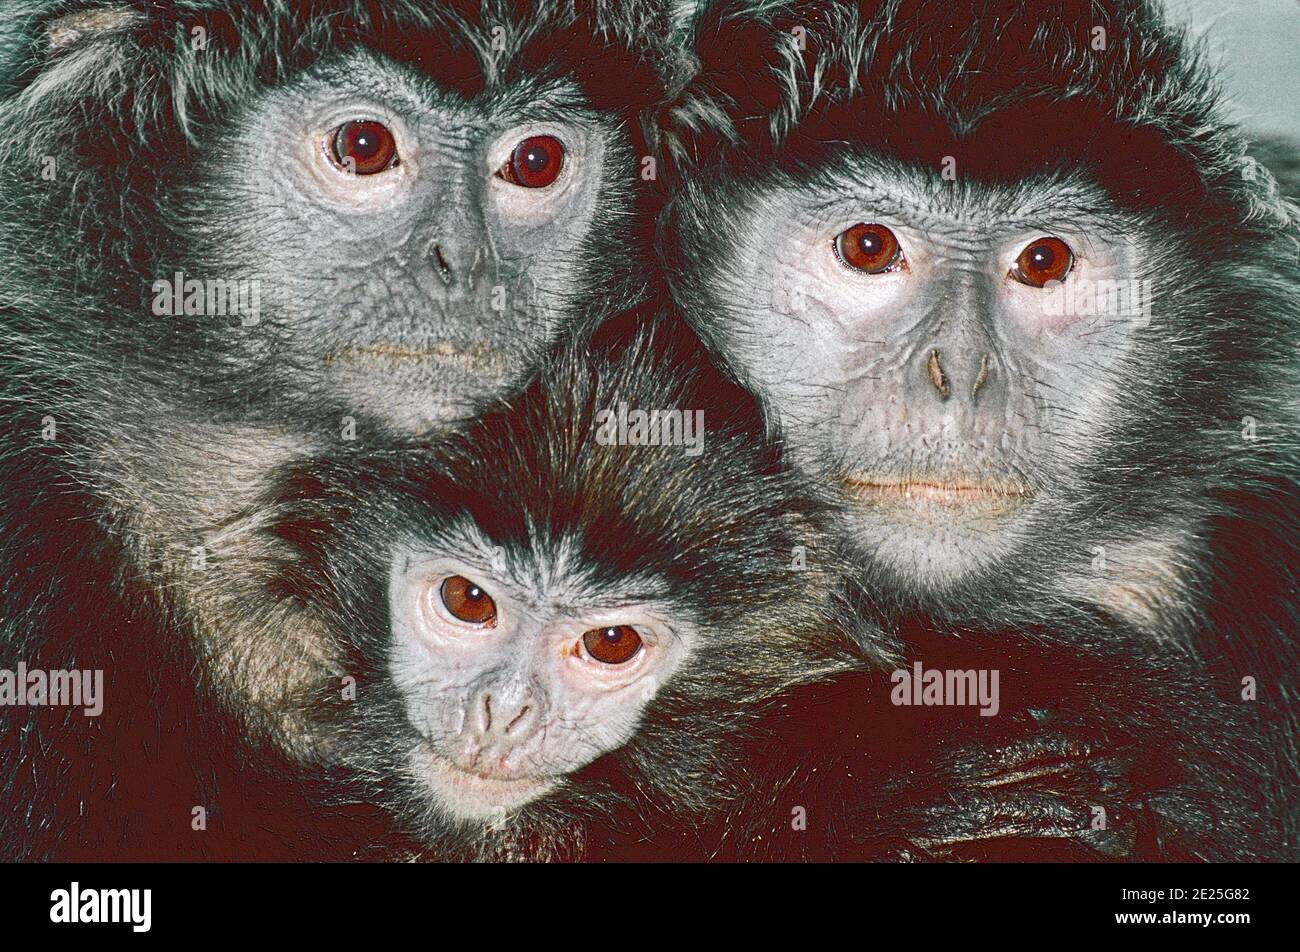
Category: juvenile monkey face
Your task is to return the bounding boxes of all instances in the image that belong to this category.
[193,48,627,434]
[681,158,1154,596]
[386,541,691,822]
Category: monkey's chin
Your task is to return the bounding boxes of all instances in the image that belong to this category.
[841,476,1032,593]
[321,346,519,436]
[409,743,560,823]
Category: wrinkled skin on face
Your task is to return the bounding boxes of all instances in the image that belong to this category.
[675,156,1159,607]
[192,50,631,434]
[384,538,693,823]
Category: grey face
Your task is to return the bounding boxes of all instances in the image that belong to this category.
[192,48,627,434]
[681,155,1156,598]
[386,527,692,822]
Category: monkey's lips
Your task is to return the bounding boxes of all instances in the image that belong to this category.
[323,342,511,373]
[319,343,519,435]
[842,476,1032,514]
[412,743,560,820]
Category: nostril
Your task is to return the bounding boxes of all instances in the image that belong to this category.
[972,353,991,400]
[505,704,531,735]
[927,348,951,400]
[432,244,452,285]
[468,687,536,743]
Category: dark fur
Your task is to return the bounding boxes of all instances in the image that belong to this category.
[4,0,1295,863]
[622,621,1270,861]
[659,0,1300,859]
[259,307,1247,863]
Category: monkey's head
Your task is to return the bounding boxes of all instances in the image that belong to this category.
[3,0,669,435]
[260,310,876,858]
[664,0,1300,627]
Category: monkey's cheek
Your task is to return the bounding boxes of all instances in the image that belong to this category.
[407,742,560,822]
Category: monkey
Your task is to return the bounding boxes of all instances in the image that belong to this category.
[0,0,1037,863]
[657,0,1300,859]
[0,0,680,859]
[6,169,1206,863]
[242,306,909,861]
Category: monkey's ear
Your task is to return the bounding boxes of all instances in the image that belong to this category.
[45,5,142,54]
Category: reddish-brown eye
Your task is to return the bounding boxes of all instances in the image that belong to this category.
[1012,236,1074,287]
[834,223,903,273]
[439,576,497,626]
[582,625,642,665]
[498,135,564,188]
[331,120,398,175]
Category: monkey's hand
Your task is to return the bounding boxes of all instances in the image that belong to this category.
[897,713,1145,861]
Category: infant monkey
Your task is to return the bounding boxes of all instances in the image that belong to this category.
[258,309,889,859]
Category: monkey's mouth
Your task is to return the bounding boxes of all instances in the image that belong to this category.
[842,476,1032,512]
[412,743,560,820]
[323,342,511,373]
[319,344,519,434]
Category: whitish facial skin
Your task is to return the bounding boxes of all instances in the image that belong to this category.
[194,48,623,434]
[387,536,692,822]
[688,156,1154,596]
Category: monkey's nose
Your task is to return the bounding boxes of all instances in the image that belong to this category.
[427,240,485,291]
[923,349,994,403]
[467,688,539,748]
[926,348,951,400]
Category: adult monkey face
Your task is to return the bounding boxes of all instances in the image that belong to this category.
[6,0,669,440]
[663,0,1300,624]
[201,47,629,434]
[674,162,1144,596]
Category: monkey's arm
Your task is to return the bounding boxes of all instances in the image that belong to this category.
[703,623,1271,863]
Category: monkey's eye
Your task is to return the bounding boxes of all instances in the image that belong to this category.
[329,120,399,175]
[834,223,903,274]
[439,576,497,627]
[497,135,564,188]
[1012,236,1074,287]
[582,625,642,665]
